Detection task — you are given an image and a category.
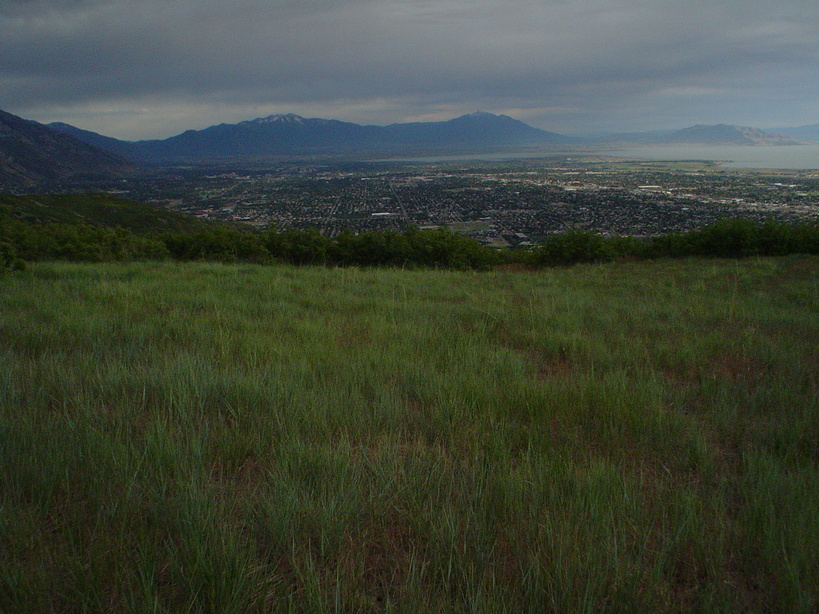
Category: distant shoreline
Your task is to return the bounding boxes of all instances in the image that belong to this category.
[376,144,819,171]
[604,144,819,171]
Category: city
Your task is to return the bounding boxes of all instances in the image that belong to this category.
[104,156,819,248]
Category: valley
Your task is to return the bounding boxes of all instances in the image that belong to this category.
[86,158,819,247]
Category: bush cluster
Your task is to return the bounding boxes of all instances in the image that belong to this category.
[262,226,495,269]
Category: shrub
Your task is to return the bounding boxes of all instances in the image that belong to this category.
[161,226,269,263]
[0,240,25,271]
[261,227,332,265]
[528,229,617,266]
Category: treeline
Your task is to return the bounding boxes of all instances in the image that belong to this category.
[2,209,818,272]
[0,214,495,270]
[525,218,819,266]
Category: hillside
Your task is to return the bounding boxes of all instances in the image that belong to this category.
[0,193,206,235]
[47,122,138,158]
[0,109,135,190]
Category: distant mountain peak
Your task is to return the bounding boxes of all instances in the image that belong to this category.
[462,111,498,119]
[249,113,306,125]
[452,111,516,122]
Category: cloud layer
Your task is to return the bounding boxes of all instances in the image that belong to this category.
[2,0,817,138]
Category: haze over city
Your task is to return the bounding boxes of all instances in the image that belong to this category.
[2,0,817,140]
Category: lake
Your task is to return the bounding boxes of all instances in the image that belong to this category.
[380,144,819,170]
[605,144,819,170]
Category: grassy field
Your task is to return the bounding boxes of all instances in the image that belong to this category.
[0,257,817,613]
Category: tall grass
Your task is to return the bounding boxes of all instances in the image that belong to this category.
[0,257,816,612]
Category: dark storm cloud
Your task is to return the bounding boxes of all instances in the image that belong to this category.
[2,0,817,138]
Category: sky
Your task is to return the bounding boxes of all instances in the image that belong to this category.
[1,0,817,140]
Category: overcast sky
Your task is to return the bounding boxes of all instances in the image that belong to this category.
[2,0,817,139]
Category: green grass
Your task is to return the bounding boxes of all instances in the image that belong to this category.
[1,257,817,612]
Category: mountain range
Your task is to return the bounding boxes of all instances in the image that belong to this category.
[49,111,572,164]
[0,107,815,190]
[46,114,812,164]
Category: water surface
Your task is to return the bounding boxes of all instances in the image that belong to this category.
[378,144,819,170]
[605,144,819,170]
